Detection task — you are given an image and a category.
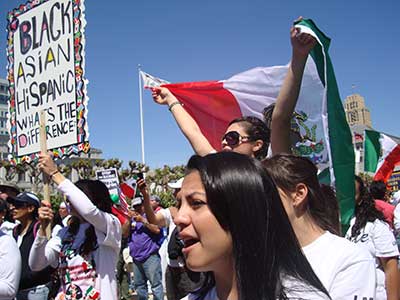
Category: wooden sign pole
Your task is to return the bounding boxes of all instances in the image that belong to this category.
[39,110,51,239]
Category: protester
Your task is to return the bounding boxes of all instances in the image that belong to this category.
[0,199,16,236]
[139,177,204,300]
[29,153,122,300]
[150,195,163,213]
[152,89,269,160]
[262,20,377,298]
[0,183,19,236]
[370,180,395,228]
[176,152,331,300]
[346,176,399,300]
[264,154,376,299]
[128,197,164,300]
[0,222,21,299]
[0,183,20,198]
[58,201,71,226]
[8,192,53,300]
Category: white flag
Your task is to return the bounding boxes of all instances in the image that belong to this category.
[140,71,170,88]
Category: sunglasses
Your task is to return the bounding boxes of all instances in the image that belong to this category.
[221,131,251,147]
[12,202,29,209]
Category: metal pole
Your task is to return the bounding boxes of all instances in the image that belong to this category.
[138,64,145,164]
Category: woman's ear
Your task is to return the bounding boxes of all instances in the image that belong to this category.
[252,140,263,153]
[292,183,308,208]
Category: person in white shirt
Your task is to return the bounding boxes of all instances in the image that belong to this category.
[346,176,399,300]
[177,152,330,300]
[0,230,21,300]
[29,153,122,300]
[264,154,376,300]
[266,19,376,300]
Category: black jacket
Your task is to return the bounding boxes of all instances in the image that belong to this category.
[13,220,53,290]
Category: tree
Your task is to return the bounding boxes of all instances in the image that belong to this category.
[358,172,373,186]
[71,159,95,179]
[0,160,18,182]
[24,162,42,193]
[145,164,185,207]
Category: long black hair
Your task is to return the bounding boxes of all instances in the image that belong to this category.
[229,116,270,160]
[64,179,113,255]
[263,154,340,235]
[350,176,386,239]
[186,152,330,300]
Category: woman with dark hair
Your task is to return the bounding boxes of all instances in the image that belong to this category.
[29,153,122,300]
[346,176,399,300]
[176,152,330,300]
[0,198,16,236]
[152,88,270,160]
[263,154,376,300]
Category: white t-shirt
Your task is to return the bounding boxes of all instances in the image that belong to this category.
[159,208,185,268]
[0,231,21,300]
[346,219,399,300]
[303,231,376,300]
[393,202,400,232]
[29,179,122,300]
[0,221,16,237]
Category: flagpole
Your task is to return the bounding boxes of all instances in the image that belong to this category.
[138,64,145,164]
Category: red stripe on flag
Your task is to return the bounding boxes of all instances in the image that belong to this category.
[374,145,400,183]
[164,81,242,151]
[119,192,129,213]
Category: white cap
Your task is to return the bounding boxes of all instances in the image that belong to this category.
[393,190,400,202]
[131,197,143,208]
[59,202,67,209]
[167,177,184,189]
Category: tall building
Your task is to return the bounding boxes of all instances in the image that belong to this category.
[344,94,372,127]
[345,93,400,191]
[0,78,9,160]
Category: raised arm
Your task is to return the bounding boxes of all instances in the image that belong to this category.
[152,87,214,156]
[38,153,120,237]
[271,24,316,154]
[29,204,59,271]
[137,179,167,227]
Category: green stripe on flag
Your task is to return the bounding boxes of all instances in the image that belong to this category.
[364,130,381,173]
[297,19,355,232]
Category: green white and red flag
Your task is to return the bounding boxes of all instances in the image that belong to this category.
[364,130,400,183]
[144,19,355,227]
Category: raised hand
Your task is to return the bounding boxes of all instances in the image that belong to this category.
[38,201,54,229]
[291,26,317,58]
[151,87,177,105]
[137,179,149,198]
[38,152,58,177]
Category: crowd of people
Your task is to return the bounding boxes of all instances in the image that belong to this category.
[0,20,399,300]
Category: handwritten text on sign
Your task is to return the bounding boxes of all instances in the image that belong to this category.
[13,0,77,156]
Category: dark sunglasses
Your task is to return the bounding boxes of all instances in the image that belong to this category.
[12,202,29,209]
[221,131,251,147]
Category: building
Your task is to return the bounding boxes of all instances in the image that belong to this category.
[0,78,9,160]
[345,93,400,191]
[344,93,372,127]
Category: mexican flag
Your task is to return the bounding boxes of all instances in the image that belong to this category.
[144,19,355,227]
[364,130,400,183]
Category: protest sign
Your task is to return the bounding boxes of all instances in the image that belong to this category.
[96,168,120,196]
[6,0,89,163]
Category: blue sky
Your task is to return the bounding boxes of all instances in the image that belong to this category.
[0,0,399,168]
